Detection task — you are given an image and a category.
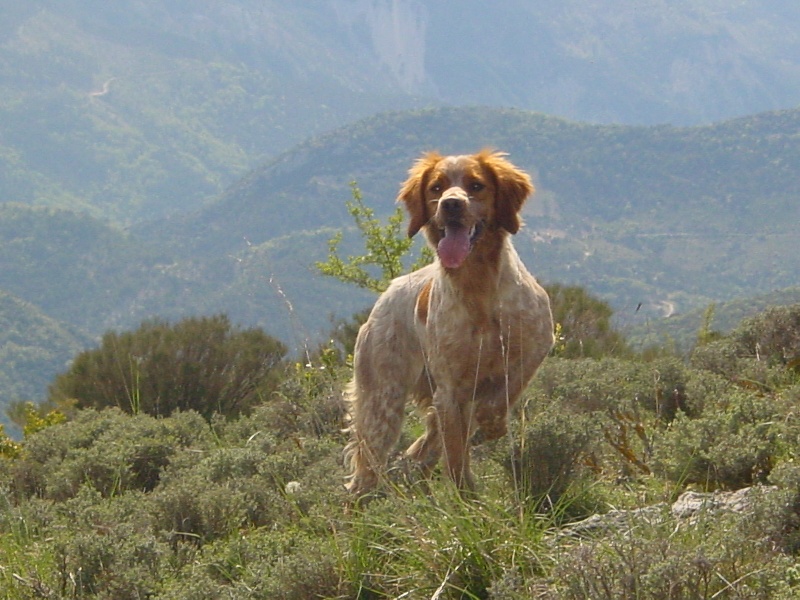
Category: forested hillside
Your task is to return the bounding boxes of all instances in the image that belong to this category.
[0,291,89,434]
[2,106,800,414]
[3,1,800,223]
[0,1,426,223]
[146,106,800,328]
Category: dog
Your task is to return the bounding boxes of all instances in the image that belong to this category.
[344,149,554,495]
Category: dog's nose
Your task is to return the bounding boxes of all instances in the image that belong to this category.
[440,196,465,215]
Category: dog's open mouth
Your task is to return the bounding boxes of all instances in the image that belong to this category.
[437,222,484,269]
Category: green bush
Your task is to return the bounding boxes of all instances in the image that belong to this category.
[499,409,596,515]
[652,391,782,488]
[692,304,800,384]
[531,357,691,420]
[525,357,700,479]
[731,304,800,365]
[765,462,800,554]
[151,471,250,547]
[154,445,285,536]
[548,510,793,599]
[547,284,630,358]
[10,409,214,501]
[150,429,346,547]
[37,487,168,600]
[54,525,165,599]
[679,368,735,417]
[264,363,348,439]
[156,530,350,600]
[48,315,288,420]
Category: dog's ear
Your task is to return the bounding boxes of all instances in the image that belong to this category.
[479,150,534,234]
[397,152,442,237]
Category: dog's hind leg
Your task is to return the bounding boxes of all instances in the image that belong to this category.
[343,278,429,495]
[344,379,407,495]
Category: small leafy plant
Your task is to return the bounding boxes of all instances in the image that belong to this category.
[316,182,432,293]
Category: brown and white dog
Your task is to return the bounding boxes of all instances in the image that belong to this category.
[344,150,554,495]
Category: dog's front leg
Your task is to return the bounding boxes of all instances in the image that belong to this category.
[406,407,442,474]
[434,391,477,491]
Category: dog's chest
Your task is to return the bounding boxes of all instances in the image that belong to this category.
[418,282,535,381]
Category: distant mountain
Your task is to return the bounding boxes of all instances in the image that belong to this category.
[145,106,800,325]
[402,0,800,125]
[3,1,800,225]
[3,106,800,415]
[0,1,428,223]
[5,1,800,421]
[0,204,182,333]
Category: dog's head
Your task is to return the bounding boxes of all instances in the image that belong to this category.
[397,149,534,269]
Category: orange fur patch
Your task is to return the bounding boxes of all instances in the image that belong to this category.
[415,278,433,324]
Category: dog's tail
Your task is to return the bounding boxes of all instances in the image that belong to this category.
[342,380,369,493]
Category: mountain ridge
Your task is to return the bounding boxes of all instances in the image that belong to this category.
[125,106,800,354]
[4,1,800,225]
[3,104,800,415]
[146,105,800,252]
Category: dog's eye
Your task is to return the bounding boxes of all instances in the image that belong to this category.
[429,183,443,194]
[469,181,485,193]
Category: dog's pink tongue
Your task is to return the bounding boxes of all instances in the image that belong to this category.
[437,225,471,269]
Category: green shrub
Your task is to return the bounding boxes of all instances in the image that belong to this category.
[526,357,701,479]
[40,487,168,600]
[151,472,250,547]
[157,530,350,600]
[254,533,348,600]
[531,357,691,421]
[10,409,214,501]
[766,462,800,554]
[48,315,288,420]
[690,338,744,379]
[155,445,285,534]
[680,368,735,416]
[54,526,165,600]
[548,511,793,599]
[547,283,630,358]
[652,391,782,488]
[692,304,800,383]
[498,409,597,516]
[258,368,348,439]
[731,304,800,366]
[151,432,346,547]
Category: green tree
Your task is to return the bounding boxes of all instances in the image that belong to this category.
[315,183,433,362]
[695,303,723,348]
[48,315,287,420]
[730,303,800,365]
[547,283,629,358]
[316,182,432,294]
